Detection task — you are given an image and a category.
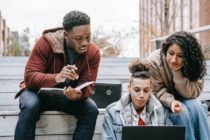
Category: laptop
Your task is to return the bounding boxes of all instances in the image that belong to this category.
[90,83,121,108]
[122,126,185,140]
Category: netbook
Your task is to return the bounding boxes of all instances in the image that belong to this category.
[90,83,121,108]
[122,126,185,140]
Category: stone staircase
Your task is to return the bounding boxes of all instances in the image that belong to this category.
[0,57,209,140]
[0,57,133,140]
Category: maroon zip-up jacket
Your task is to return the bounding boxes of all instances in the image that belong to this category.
[15,28,101,99]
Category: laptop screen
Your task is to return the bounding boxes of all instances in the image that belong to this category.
[122,126,185,140]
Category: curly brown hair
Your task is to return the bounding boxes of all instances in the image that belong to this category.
[128,59,150,83]
[161,31,206,81]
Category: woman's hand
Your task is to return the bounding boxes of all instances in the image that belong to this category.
[170,100,182,113]
[63,86,82,101]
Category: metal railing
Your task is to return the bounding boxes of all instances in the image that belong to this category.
[150,25,210,49]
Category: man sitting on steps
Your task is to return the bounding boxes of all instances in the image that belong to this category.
[14,10,101,140]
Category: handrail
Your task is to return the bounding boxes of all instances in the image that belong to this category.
[150,25,210,42]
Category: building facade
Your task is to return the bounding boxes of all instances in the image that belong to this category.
[139,0,210,58]
[0,10,10,56]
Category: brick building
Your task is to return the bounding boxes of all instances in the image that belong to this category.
[139,0,210,58]
[0,10,10,56]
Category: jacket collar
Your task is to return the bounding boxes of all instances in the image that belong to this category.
[43,29,65,54]
[114,93,162,113]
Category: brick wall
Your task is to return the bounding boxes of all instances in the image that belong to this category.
[199,1,210,59]
[0,11,10,56]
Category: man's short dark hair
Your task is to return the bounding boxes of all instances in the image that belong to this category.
[62,11,90,31]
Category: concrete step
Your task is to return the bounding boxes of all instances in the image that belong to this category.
[0,109,210,140]
[0,109,105,140]
[0,57,210,140]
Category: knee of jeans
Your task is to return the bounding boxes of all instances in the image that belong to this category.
[19,101,41,121]
[20,93,41,112]
[21,101,40,111]
[183,99,204,113]
[170,105,190,120]
[85,99,99,116]
[201,103,208,114]
[92,106,99,117]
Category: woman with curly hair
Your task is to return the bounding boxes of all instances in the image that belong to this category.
[147,31,210,140]
[101,59,172,140]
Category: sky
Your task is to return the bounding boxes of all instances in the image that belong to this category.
[0,0,139,57]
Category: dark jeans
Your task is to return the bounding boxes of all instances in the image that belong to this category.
[15,89,98,140]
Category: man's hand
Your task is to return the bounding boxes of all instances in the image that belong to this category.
[63,86,82,101]
[55,65,79,83]
[170,100,182,113]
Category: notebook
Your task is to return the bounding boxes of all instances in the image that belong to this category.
[38,81,94,95]
[122,126,185,140]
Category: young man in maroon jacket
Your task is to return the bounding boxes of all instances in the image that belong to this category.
[15,10,101,140]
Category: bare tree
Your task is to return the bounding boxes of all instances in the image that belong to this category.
[7,27,31,56]
[7,31,22,56]
[140,0,187,36]
[139,0,189,57]
[92,26,138,57]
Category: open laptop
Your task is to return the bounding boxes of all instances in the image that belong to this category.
[122,126,185,140]
[90,83,121,108]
